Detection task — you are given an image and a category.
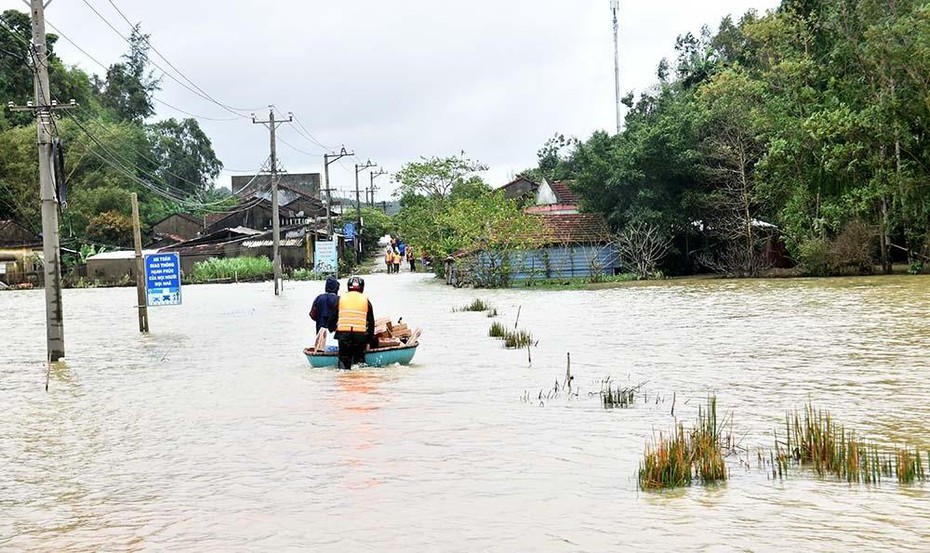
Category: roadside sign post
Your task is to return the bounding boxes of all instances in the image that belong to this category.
[144,253,182,307]
[131,193,149,333]
[314,239,338,275]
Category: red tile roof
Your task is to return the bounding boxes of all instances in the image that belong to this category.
[534,213,612,244]
[549,180,578,205]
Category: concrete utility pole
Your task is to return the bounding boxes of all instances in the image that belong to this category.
[7,0,77,362]
[368,169,387,208]
[354,160,376,263]
[130,193,149,333]
[323,147,354,237]
[611,0,622,134]
[251,107,292,296]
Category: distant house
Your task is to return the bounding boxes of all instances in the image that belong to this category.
[526,180,577,215]
[445,179,620,285]
[150,212,203,248]
[0,219,40,248]
[204,183,330,235]
[86,249,160,282]
[498,176,540,203]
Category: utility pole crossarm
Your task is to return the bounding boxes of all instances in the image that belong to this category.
[322,147,355,237]
[353,160,377,263]
[4,0,78,362]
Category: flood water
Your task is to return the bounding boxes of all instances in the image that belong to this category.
[2,273,930,551]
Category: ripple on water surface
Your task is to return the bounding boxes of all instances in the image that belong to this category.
[2,274,930,551]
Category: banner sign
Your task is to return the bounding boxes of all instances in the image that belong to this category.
[314,240,338,274]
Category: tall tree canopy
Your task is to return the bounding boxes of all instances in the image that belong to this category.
[528,0,930,276]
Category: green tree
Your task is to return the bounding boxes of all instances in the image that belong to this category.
[147,118,223,197]
[98,24,161,122]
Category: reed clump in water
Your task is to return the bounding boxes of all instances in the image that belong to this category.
[600,379,645,409]
[455,299,492,312]
[768,404,927,485]
[486,307,499,318]
[488,321,507,338]
[639,396,730,490]
[503,329,534,349]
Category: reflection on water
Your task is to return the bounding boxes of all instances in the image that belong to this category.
[2,275,930,550]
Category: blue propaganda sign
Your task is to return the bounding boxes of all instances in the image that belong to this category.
[344,222,356,241]
[144,252,182,306]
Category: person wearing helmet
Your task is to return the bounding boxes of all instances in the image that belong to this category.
[327,276,377,370]
[309,275,340,334]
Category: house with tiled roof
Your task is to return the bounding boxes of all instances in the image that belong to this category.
[444,178,620,285]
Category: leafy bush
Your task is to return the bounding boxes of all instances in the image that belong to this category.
[190,256,273,282]
[799,220,875,276]
[289,268,327,281]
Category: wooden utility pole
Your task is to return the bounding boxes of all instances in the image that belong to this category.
[131,193,149,333]
[252,107,292,295]
[7,0,78,361]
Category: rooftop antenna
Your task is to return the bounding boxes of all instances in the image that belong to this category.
[611,0,621,134]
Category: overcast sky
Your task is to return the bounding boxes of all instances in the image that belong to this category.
[3,0,780,200]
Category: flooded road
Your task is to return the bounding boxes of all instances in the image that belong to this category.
[2,274,930,551]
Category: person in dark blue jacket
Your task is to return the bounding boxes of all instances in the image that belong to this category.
[309,275,340,333]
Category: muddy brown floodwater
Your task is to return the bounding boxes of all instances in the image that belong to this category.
[2,274,930,551]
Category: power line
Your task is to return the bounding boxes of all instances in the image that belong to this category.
[78,0,257,120]
[66,112,250,212]
[103,0,262,115]
[42,18,240,123]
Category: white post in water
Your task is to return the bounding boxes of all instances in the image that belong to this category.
[7,0,79,360]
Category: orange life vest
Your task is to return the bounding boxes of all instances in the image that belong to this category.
[336,291,369,333]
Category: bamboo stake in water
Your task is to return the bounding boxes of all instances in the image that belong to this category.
[565,352,572,392]
[527,342,532,365]
[514,305,522,329]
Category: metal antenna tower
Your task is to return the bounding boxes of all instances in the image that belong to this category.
[611,0,621,134]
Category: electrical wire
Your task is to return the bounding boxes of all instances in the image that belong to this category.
[66,112,250,212]
[43,18,241,123]
[104,0,263,115]
[79,0,256,119]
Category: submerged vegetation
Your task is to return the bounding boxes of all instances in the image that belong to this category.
[288,268,327,281]
[639,396,730,490]
[455,298,493,312]
[600,379,645,409]
[764,404,927,485]
[503,329,534,349]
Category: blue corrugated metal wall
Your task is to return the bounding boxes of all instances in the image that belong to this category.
[476,245,621,280]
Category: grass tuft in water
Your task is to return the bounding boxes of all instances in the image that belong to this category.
[455,299,492,312]
[488,321,507,338]
[767,404,927,485]
[601,380,645,409]
[638,395,730,490]
[503,329,533,349]
[486,307,499,318]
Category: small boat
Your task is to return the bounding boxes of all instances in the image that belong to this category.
[302,343,419,369]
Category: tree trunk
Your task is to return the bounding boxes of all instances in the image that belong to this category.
[881,196,892,274]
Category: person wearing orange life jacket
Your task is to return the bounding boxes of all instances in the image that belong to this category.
[327,276,377,370]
